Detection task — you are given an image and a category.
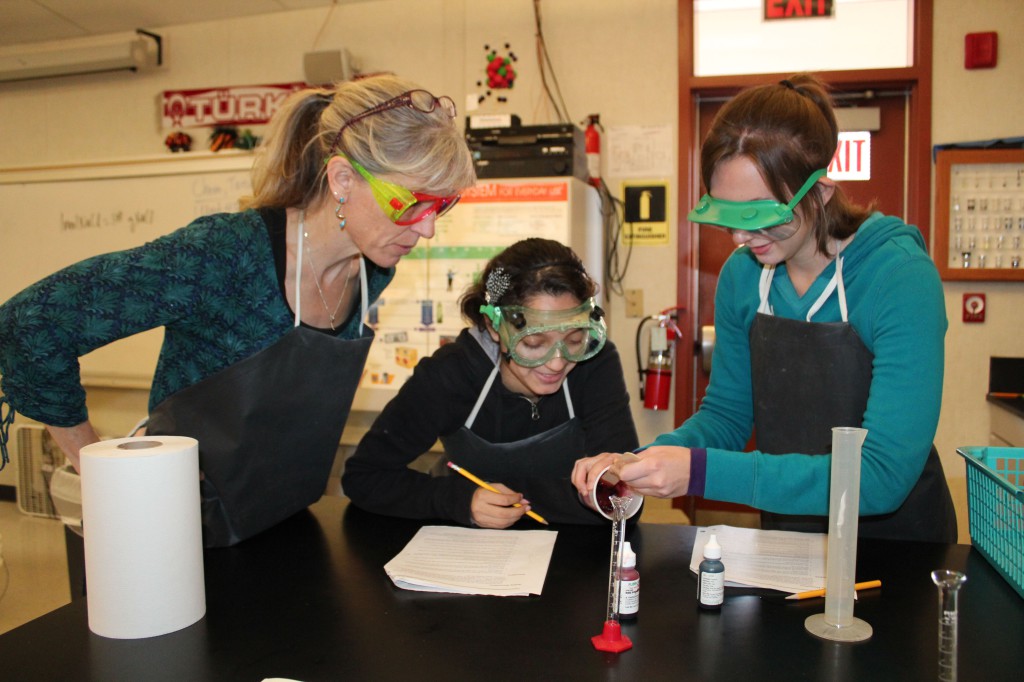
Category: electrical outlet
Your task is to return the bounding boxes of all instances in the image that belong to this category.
[625,289,644,318]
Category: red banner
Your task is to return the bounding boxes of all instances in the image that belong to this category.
[764,0,834,20]
[162,83,306,129]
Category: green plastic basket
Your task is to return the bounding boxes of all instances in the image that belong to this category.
[956,446,1024,600]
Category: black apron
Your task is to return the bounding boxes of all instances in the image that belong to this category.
[438,360,595,524]
[148,223,373,547]
[751,258,956,543]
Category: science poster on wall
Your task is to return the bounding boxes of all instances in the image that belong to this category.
[358,180,574,401]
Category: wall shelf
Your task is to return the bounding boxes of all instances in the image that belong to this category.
[934,148,1024,281]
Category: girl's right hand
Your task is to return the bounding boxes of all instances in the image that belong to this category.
[470,483,529,529]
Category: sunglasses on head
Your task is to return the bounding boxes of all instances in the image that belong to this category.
[327,89,457,158]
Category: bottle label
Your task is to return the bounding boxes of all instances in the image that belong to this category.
[619,578,639,615]
[699,570,724,606]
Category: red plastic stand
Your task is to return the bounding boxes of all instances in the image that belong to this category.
[591,620,633,652]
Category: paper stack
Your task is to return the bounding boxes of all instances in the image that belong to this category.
[689,525,827,593]
[384,526,557,597]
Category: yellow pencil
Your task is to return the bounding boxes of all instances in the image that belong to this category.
[785,580,882,600]
[446,461,549,525]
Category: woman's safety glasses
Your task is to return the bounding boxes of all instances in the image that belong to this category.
[327,89,460,226]
[341,153,460,226]
[480,298,607,368]
[687,169,827,242]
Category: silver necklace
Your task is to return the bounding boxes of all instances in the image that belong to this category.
[301,212,354,331]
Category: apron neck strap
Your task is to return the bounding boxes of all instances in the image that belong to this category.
[465,364,502,428]
[804,254,848,322]
[358,255,368,325]
[563,379,574,419]
[757,244,849,323]
[295,212,305,328]
[758,265,776,315]
[463,364,575,428]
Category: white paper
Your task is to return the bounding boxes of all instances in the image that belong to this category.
[80,436,206,639]
[606,125,674,177]
[690,525,827,593]
[384,526,557,596]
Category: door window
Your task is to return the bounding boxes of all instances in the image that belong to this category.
[694,0,914,76]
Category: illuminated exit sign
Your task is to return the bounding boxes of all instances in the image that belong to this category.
[764,0,835,20]
[828,132,871,181]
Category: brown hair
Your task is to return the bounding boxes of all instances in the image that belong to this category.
[700,73,873,254]
[242,75,476,211]
[460,238,597,329]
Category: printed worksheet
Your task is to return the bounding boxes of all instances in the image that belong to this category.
[384,525,558,596]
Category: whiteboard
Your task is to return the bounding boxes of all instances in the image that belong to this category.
[0,152,254,387]
[0,161,600,419]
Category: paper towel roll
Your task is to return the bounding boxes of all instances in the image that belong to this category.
[80,436,206,639]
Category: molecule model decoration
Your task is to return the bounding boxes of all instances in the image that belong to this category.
[476,42,517,105]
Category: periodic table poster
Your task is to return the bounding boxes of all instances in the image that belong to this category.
[353,178,596,411]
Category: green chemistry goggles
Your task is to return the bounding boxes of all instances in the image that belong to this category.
[480,298,608,368]
[687,168,827,242]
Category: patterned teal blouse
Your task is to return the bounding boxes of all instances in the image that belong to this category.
[0,208,393,428]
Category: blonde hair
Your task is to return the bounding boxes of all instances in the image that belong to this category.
[243,75,476,210]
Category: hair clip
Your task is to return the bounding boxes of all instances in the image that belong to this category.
[485,268,512,304]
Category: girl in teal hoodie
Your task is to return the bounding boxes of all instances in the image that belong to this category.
[573,74,956,542]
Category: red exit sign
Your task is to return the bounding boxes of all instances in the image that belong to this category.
[828,132,871,181]
[764,0,835,20]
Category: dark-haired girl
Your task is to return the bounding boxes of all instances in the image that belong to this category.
[574,74,956,543]
[343,238,638,527]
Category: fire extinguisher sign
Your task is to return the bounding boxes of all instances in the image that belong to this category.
[622,181,669,245]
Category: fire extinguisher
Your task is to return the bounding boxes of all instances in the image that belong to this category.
[636,309,682,411]
[583,113,603,189]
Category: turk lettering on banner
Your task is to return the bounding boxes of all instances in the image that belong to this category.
[162,83,307,129]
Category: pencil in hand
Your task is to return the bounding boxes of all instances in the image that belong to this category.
[446,461,549,525]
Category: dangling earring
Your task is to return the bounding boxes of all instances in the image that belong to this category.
[335,196,347,231]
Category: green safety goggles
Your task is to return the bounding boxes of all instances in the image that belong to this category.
[480,297,607,368]
[687,169,827,241]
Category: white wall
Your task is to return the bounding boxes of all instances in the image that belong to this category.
[931,0,1024,541]
[0,0,680,487]
[1,0,1020,545]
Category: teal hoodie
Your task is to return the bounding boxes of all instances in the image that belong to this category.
[650,213,947,516]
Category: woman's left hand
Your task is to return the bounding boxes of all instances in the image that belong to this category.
[613,446,692,499]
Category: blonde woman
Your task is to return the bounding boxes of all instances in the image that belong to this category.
[0,75,476,546]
